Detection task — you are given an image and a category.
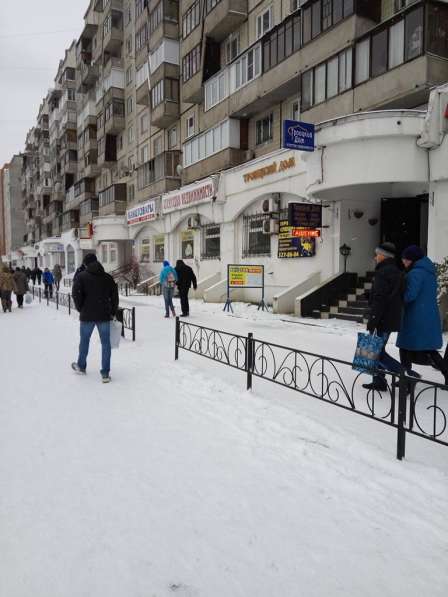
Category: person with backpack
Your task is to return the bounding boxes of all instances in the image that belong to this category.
[175,260,197,317]
[160,260,177,318]
[42,268,55,299]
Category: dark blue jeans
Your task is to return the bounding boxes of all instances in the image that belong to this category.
[78,321,111,374]
[163,286,175,316]
[375,332,402,381]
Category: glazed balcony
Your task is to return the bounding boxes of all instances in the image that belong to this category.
[151,96,179,129]
[62,150,78,175]
[148,0,179,51]
[104,98,125,135]
[78,60,100,91]
[136,62,150,106]
[102,9,123,56]
[73,177,96,207]
[98,183,127,216]
[83,150,101,178]
[52,214,63,237]
[97,134,118,167]
[136,150,181,197]
[79,197,99,225]
[61,210,80,232]
[204,0,247,43]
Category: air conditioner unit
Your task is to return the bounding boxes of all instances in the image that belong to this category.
[187,215,201,229]
[262,193,281,213]
[262,219,279,235]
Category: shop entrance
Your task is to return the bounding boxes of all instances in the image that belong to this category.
[380,196,428,256]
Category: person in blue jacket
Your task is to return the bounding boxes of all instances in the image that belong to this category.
[160,260,178,318]
[397,245,448,385]
[42,267,55,299]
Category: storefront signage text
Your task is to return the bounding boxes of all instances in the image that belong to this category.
[162,179,214,214]
[291,229,320,238]
[288,202,322,228]
[278,220,316,259]
[283,120,315,152]
[228,265,264,288]
[243,157,296,184]
[127,200,157,226]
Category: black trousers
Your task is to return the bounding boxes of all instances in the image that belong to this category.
[179,289,190,315]
[400,349,448,382]
[16,294,24,307]
[44,283,53,298]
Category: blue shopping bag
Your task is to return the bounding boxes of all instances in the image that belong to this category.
[352,332,385,374]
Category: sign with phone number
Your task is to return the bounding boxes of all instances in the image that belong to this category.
[228,265,264,288]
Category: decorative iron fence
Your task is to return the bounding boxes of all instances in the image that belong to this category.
[175,318,448,461]
[30,286,136,341]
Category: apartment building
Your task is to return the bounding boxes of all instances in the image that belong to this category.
[1,156,26,264]
[17,0,448,308]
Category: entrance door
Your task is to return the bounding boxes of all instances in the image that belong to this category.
[380,196,428,256]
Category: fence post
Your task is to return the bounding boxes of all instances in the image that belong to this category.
[132,307,136,341]
[246,332,254,391]
[396,374,408,460]
[175,316,180,360]
[56,291,59,310]
[68,294,71,315]
[47,291,49,306]
[39,287,41,303]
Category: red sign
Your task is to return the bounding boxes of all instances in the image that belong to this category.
[291,228,321,238]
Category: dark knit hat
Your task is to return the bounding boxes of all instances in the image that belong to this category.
[375,242,396,258]
[163,260,170,267]
[83,253,98,266]
[402,245,424,262]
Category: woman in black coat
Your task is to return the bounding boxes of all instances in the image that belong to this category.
[175,260,197,317]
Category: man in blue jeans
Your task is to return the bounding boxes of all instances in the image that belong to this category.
[71,253,119,383]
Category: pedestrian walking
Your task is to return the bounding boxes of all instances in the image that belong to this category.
[71,253,119,383]
[363,242,405,391]
[53,263,63,291]
[30,267,37,285]
[397,245,448,385]
[36,267,43,285]
[0,264,17,312]
[42,268,54,299]
[13,267,28,309]
[25,267,32,282]
[175,259,197,317]
[160,260,177,318]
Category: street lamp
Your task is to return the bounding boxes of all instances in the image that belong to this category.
[340,244,352,273]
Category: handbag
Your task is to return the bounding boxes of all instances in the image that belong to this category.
[110,320,122,350]
[352,332,385,374]
[25,292,32,304]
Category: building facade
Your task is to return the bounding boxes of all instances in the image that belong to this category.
[14,0,448,310]
[1,156,26,264]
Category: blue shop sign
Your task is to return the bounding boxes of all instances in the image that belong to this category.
[283,120,315,152]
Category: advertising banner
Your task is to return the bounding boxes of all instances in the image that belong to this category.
[127,200,157,226]
[162,179,215,214]
[283,120,315,152]
[278,220,316,258]
[228,265,264,288]
[288,202,322,228]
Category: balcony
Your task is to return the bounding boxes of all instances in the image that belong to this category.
[83,150,101,178]
[136,62,150,106]
[79,99,97,127]
[52,214,63,236]
[148,0,178,51]
[62,150,78,175]
[79,60,100,90]
[61,109,77,130]
[62,210,80,232]
[136,151,181,198]
[98,183,127,216]
[79,197,99,225]
[151,97,179,129]
[204,0,247,43]
[98,134,118,167]
[104,98,125,135]
[102,9,123,55]
[73,177,96,206]
[182,70,202,104]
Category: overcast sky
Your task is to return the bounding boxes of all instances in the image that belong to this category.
[0,1,88,166]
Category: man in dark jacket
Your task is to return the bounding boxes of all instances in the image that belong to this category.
[175,260,197,317]
[363,242,404,391]
[71,253,119,383]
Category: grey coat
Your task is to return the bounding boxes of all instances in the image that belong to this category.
[13,271,28,295]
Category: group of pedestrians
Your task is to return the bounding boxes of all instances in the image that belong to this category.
[365,243,448,390]
[0,265,29,312]
[159,260,197,318]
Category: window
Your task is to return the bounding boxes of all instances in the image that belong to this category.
[153,136,162,156]
[182,0,200,39]
[201,224,220,259]
[256,113,273,145]
[371,29,388,78]
[140,112,149,134]
[127,96,133,114]
[182,44,201,82]
[290,0,299,13]
[154,235,165,262]
[263,15,300,72]
[355,38,370,84]
[168,126,177,149]
[389,19,404,69]
[322,0,332,30]
[118,135,123,151]
[101,243,108,263]
[333,0,343,24]
[126,36,133,55]
[185,115,195,139]
[125,4,132,26]
[314,63,326,104]
[291,99,300,120]
[256,6,273,39]
[301,47,352,110]
[312,1,321,38]
[128,126,134,143]
[326,56,338,98]
[243,214,271,258]
[427,4,448,59]
[183,119,237,168]
[140,239,150,262]
[151,80,164,107]
[303,6,311,44]
[135,22,148,52]
[150,1,163,33]
[338,47,352,92]
[126,66,133,85]
[230,44,261,92]
[405,7,423,62]
[301,70,313,111]
[128,183,135,202]
[226,33,240,64]
[140,144,149,163]
[135,0,146,18]
[205,69,229,111]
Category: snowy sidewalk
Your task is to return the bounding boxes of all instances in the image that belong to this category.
[0,301,447,597]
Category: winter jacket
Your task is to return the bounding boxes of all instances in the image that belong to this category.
[53,265,62,281]
[43,271,55,285]
[175,261,197,292]
[13,271,28,295]
[367,258,404,334]
[73,264,85,282]
[159,265,178,288]
[0,268,17,293]
[396,257,443,351]
[72,261,119,322]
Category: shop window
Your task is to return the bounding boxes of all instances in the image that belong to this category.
[427,4,448,58]
[371,28,388,78]
[181,230,194,260]
[404,7,423,62]
[355,38,370,84]
[201,224,221,260]
[256,113,273,145]
[389,19,404,69]
[154,235,165,262]
[141,239,150,262]
[243,214,271,258]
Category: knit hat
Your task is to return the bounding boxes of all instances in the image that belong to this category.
[375,242,396,259]
[402,245,424,262]
[163,260,170,267]
[83,253,98,266]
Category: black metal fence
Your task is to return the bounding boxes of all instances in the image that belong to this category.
[175,318,448,461]
[30,286,136,341]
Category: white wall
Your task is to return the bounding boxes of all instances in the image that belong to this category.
[339,197,381,275]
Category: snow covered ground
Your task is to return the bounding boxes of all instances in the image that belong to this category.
[1,296,447,597]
